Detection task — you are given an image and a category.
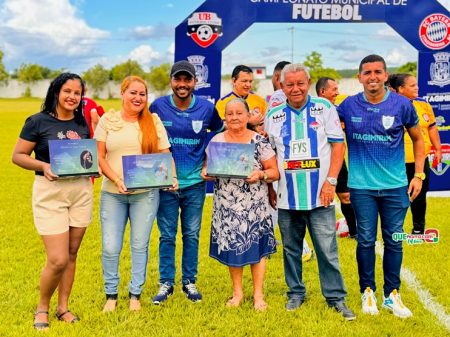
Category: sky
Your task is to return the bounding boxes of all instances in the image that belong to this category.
[0,0,449,75]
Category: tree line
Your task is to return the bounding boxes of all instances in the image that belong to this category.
[0,49,417,98]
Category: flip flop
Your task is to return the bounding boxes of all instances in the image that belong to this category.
[33,310,49,330]
[56,310,80,323]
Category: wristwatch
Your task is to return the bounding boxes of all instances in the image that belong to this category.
[414,172,426,181]
[326,177,338,186]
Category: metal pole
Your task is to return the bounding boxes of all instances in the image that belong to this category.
[288,26,294,63]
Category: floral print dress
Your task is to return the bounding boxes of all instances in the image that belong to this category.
[209,133,277,267]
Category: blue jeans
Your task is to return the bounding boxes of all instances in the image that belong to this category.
[350,187,410,297]
[100,190,159,296]
[278,206,347,305]
[157,182,206,285]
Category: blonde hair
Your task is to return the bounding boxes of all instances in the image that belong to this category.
[120,76,158,154]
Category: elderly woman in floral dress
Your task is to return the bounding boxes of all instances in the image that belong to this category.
[202,98,279,311]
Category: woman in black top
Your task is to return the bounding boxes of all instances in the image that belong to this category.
[12,73,93,330]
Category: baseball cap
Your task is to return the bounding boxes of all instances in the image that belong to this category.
[170,60,196,78]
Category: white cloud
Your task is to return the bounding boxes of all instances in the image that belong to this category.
[128,45,161,69]
[384,45,417,67]
[0,0,108,66]
[128,24,173,40]
[167,43,175,57]
[437,0,450,9]
[374,27,399,41]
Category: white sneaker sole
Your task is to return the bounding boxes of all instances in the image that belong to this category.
[382,304,413,318]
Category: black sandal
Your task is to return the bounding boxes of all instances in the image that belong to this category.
[56,310,80,323]
[33,310,49,330]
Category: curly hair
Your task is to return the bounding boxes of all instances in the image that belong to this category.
[41,72,86,126]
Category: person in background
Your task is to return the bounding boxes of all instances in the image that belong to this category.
[387,73,442,234]
[337,55,424,318]
[266,64,355,320]
[202,98,279,311]
[267,61,291,112]
[150,60,224,304]
[316,77,357,239]
[216,65,267,131]
[12,73,92,330]
[82,85,105,137]
[95,75,175,312]
[268,60,314,262]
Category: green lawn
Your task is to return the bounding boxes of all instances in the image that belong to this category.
[0,98,449,337]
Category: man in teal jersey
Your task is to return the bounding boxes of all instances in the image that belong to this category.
[265,63,355,320]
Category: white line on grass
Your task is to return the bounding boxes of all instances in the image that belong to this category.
[375,241,450,331]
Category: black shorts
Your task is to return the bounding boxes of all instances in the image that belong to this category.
[336,160,349,194]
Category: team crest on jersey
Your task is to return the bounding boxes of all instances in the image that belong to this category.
[188,55,211,90]
[271,112,286,123]
[382,115,395,130]
[423,113,430,122]
[419,14,450,50]
[310,106,323,116]
[187,12,223,48]
[428,52,450,87]
[192,120,203,134]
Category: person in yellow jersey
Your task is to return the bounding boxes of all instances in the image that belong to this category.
[388,73,442,235]
[216,65,267,131]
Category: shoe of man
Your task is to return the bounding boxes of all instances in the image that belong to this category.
[382,289,413,318]
[182,282,202,302]
[329,302,356,321]
[286,297,304,311]
[361,287,379,315]
[152,283,174,305]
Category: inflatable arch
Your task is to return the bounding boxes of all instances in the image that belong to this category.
[175,0,450,190]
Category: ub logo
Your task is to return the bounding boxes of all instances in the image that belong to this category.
[428,52,450,87]
[187,12,223,48]
[188,55,211,90]
[382,115,395,130]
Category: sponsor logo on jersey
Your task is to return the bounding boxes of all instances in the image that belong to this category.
[351,116,362,123]
[382,115,395,130]
[283,158,320,171]
[271,112,286,123]
[352,133,392,142]
[428,52,450,87]
[187,12,223,48]
[309,121,320,131]
[192,120,203,134]
[419,14,450,50]
[310,106,323,116]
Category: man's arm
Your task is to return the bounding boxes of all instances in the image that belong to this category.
[406,125,425,201]
[320,142,345,207]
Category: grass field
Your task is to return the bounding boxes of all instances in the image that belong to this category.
[0,98,449,337]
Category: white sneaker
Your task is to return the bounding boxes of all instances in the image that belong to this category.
[382,289,413,318]
[361,287,379,315]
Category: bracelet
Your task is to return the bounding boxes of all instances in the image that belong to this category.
[173,176,177,179]
[113,177,121,185]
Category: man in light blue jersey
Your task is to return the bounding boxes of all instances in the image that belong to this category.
[150,60,224,304]
[337,54,424,318]
[265,63,355,320]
